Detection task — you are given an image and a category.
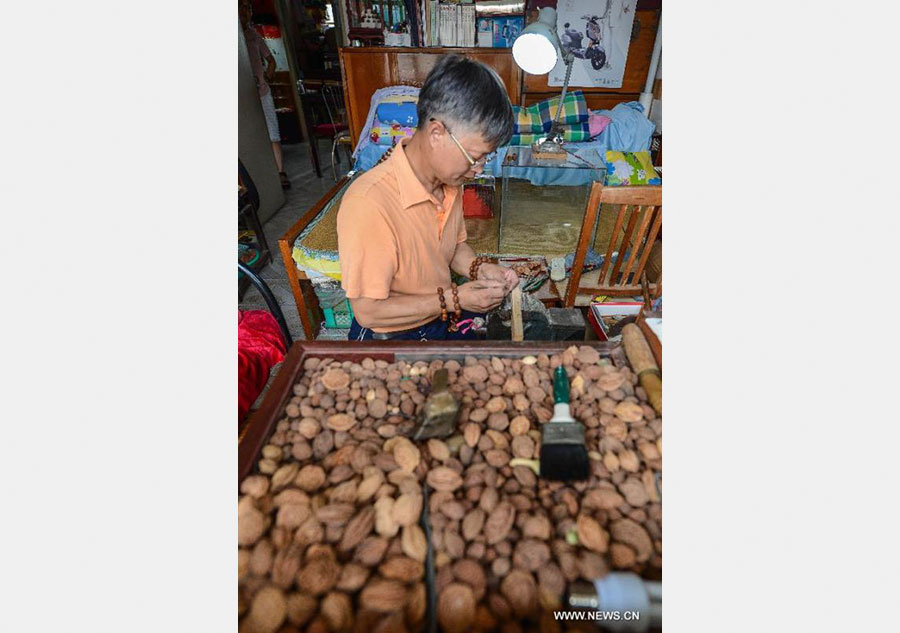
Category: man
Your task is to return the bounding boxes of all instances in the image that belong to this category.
[337,55,518,341]
[240,0,291,189]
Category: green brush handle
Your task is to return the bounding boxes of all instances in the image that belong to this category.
[553,366,569,404]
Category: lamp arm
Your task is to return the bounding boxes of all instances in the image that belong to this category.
[551,52,575,139]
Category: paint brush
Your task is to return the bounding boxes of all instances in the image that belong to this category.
[539,366,590,481]
[411,369,459,440]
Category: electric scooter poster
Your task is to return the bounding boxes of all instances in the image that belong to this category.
[549,0,638,89]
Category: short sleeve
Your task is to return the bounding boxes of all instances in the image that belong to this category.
[337,195,397,300]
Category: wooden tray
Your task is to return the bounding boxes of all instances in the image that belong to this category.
[239,340,624,484]
[238,339,637,630]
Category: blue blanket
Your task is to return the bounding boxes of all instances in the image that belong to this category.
[353,101,655,186]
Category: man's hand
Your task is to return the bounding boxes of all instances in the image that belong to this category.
[457,279,507,313]
[477,263,519,293]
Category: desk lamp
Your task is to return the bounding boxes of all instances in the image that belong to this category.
[511,7,573,159]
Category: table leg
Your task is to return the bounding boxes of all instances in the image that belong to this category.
[309,136,322,179]
[241,201,271,258]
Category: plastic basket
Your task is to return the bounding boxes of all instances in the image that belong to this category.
[322,299,354,329]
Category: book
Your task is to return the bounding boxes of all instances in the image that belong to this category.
[438,3,456,46]
[429,0,439,46]
[460,4,476,46]
[477,16,493,47]
[490,15,523,48]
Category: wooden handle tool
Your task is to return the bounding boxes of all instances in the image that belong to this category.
[622,323,661,415]
[510,285,524,341]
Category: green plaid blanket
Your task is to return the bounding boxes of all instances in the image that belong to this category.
[509,125,592,146]
[509,90,591,146]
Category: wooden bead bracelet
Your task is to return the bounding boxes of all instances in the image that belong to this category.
[437,286,448,323]
[437,284,462,331]
[469,255,491,281]
[447,283,462,332]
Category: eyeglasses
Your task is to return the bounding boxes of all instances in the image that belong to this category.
[433,119,495,168]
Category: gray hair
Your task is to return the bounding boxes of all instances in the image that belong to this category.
[417,54,514,149]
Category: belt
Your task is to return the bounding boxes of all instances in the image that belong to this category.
[371,323,426,340]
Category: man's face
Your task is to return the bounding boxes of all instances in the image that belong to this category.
[429,120,494,186]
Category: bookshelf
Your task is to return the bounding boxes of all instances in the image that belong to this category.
[342,0,524,48]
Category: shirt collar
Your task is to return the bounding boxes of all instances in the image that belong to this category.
[391,139,451,210]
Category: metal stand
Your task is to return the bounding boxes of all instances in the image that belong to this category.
[533,52,575,158]
[238,261,293,347]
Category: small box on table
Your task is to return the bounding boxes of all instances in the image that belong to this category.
[587,301,643,342]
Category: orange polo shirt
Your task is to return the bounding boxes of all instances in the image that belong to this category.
[337,139,467,332]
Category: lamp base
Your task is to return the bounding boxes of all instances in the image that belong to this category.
[532,139,567,161]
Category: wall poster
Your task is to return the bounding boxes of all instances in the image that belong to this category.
[549,0,638,89]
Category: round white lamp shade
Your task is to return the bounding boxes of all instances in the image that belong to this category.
[512,7,562,75]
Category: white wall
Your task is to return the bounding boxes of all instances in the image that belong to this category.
[649,55,662,134]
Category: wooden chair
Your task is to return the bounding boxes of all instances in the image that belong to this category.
[563,183,662,307]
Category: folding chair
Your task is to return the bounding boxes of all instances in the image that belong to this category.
[298,80,352,180]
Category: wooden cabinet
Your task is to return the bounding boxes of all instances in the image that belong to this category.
[338,47,522,147]
[268,70,297,113]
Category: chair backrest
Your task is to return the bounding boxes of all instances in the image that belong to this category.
[238,261,294,347]
[321,83,346,125]
[298,90,319,125]
[564,183,662,306]
[298,83,348,135]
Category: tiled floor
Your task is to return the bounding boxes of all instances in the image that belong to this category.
[239,140,352,341]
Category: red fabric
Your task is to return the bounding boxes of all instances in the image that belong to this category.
[462,187,493,218]
[239,310,287,425]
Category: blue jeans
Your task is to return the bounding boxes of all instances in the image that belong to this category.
[348,310,485,341]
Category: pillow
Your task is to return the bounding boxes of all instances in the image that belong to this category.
[604,150,661,186]
[509,123,592,147]
[512,90,590,134]
[588,112,612,137]
[375,101,418,126]
[369,124,416,146]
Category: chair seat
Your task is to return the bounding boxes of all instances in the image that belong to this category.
[313,123,348,137]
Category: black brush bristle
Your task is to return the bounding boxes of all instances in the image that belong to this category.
[539,444,590,482]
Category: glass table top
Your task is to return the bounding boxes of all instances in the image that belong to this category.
[501,145,606,172]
